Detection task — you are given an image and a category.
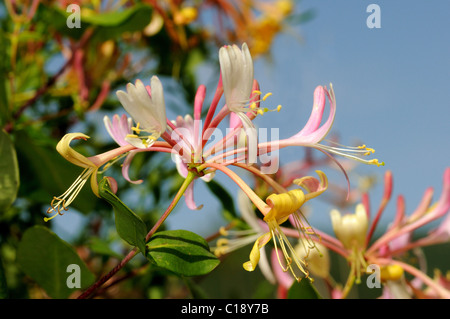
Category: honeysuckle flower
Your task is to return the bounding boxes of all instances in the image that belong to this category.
[219,43,254,117]
[103,113,133,147]
[45,133,100,222]
[171,114,215,210]
[257,85,384,191]
[312,168,450,298]
[330,204,369,287]
[103,114,144,184]
[219,43,258,162]
[218,43,282,164]
[213,191,276,284]
[45,133,133,222]
[295,241,330,280]
[243,170,328,282]
[331,204,369,251]
[116,76,167,149]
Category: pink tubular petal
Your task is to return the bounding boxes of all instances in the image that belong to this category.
[428,167,450,220]
[194,85,206,149]
[111,114,132,146]
[366,170,393,245]
[294,86,326,137]
[122,151,143,184]
[194,85,206,122]
[105,176,118,194]
[408,187,434,223]
[391,195,406,230]
[184,182,203,210]
[202,74,223,144]
[175,154,189,178]
[369,168,450,255]
[229,112,241,130]
[290,85,336,144]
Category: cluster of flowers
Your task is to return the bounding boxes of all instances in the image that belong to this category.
[46,43,449,298]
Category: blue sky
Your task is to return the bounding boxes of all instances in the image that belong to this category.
[53,1,450,241]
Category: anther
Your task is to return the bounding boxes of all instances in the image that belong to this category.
[216,238,229,247]
[370,159,385,167]
[219,226,229,236]
[132,122,142,134]
[262,92,272,101]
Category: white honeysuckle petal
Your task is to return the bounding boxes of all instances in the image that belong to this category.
[238,191,265,232]
[103,115,115,141]
[150,76,167,127]
[200,171,215,182]
[219,43,254,113]
[125,136,154,149]
[116,76,167,136]
[237,112,258,164]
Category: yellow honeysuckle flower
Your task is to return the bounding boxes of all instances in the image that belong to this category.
[295,241,330,279]
[45,133,100,222]
[330,203,368,251]
[243,170,328,282]
[330,204,369,284]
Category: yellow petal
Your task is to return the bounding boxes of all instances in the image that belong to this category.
[243,232,272,272]
[56,133,96,169]
[264,189,305,222]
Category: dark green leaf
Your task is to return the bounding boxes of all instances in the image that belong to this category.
[287,278,322,299]
[98,178,147,255]
[0,130,19,213]
[17,226,95,299]
[146,230,219,277]
[38,3,152,40]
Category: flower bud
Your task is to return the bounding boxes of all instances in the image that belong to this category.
[295,242,330,279]
[331,204,368,250]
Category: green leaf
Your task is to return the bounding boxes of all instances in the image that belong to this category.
[17,226,95,299]
[146,230,220,277]
[205,179,237,220]
[287,279,322,299]
[0,130,19,213]
[98,178,147,255]
[38,3,152,40]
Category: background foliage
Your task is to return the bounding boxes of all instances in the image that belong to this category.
[0,0,317,299]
